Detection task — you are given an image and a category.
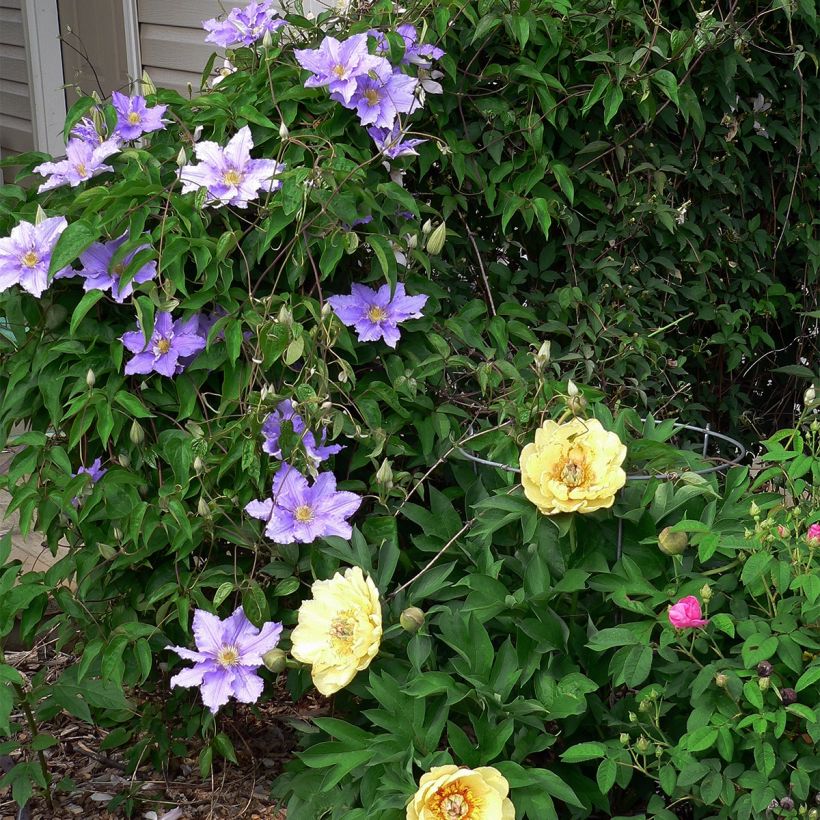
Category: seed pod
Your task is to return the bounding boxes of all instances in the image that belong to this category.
[658,527,689,556]
[262,648,287,673]
[400,606,425,633]
[129,420,145,445]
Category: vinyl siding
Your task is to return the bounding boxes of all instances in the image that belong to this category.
[0,0,35,158]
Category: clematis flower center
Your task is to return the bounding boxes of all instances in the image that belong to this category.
[75,163,88,176]
[329,612,356,654]
[363,88,381,106]
[367,306,387,322]
[155,337,172,355]
[216,645,240,668]
[429,783,478,819]
[223,169,244,186]
[21,251,39,268]
[332,64,346,78]
[127,112,141,125]
[294,504,314,522]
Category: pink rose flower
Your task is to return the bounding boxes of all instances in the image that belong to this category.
[776,524,788,538]
[668,595,708,629]
[807,523,820,545]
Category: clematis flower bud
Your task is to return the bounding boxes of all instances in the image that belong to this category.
[86,368,96,388]
[129,420,145,445]
[749,500,760,518]
[805,385,817,407]
[141,70,156,96]
[112,527,123,542]
[534,340,551,371]
[193,456,204,474]
[279,121,289,140]
[277,304,293,326]
[422,219,433,235]
[118,453,130,468]
[35,205,48,226]
[176,147,187,168]
[400,606,425,633]
[567,379,579,397]
[262,648,288,673]
[261,28,273,48]
[197,497,211,518]
[425,221,446,255]
[375,459,393,489]
[658,527,688,556]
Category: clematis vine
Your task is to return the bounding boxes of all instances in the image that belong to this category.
[120,312,207,377]
[57,232,156,303]
[33,138,120,193]
[295,33,385,105]
[261,399,342,465]
[339,60,418,128]
[112,91,168,141]
[327,282,428,348]
[179,126,285,208]
[168,607,283,714]
[245,463,361,544]
[71,458,107,507]
[368,124,426,158]
[203,0,286,48]
[0,216,70,298]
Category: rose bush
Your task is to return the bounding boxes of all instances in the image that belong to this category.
[0,0,818,817]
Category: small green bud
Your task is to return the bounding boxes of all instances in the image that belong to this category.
[375,459,393,489]
[639,698,652,713]
[534,340,551,371]
[262,648,288,673]
[758,676,770,691]
[749,500,760,518]
[635,736,650,753]
[805,385,817,407]
[658,526,688,556]
[654,744,663,758]
[619,733,630,746]
[86,368,96,388]
[425,221,447,255]
[197,497,211,518]
[700,583,712,603]
[400,606,425,633]
[714,672,728,688]
[98,543,117,560]
[261,28,273,48]
[118,452,130,468]
[129,420,145,445]
[279,121,289,140]
[567,379,579,397]
[422,219,433,235]
[628,711,638,723]
[112,527,123,542]
[176,147,187,168]
[193,456,204,474]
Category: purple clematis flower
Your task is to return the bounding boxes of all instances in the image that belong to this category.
[368,124,426,159]
[0,216,70,298]
[57,232,156,303]
[245,463,361,545]
[261,400,342,465]
[33,138,120,193]
[120,312,207,377]
[339,61,418,128]
[203,0,286,48]
[112,91,168,141]
[295,34,386,105]
[71,457,107,507]
[69,116,117,146]
[396,24,445,67]
[327,282,428,348]
[179,126,285,208]
[168,606,283,714]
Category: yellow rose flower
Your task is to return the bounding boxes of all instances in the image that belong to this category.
[290,565,382,695]
[519,417,627,515]
[406,765,515,820]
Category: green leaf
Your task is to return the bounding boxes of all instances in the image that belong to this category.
[603,83,624,126]
[561,741,606,763]
[49,220,100,277]
[69,289,105,335]
[652,69,679,105]
[597,758,617,794]
[795,665,820,692]
[242,581,269,627]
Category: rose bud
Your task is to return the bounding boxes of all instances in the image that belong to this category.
[658,527,689,556]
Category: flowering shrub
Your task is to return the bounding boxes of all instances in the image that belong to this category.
[0,0,818,817]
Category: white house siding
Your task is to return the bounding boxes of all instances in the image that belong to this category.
[0,0,35,157]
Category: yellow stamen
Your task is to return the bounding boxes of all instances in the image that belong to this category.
[155,338,171,355]
[21,251,39,268]
[367,306,387,322]
[75,163,88,176]
[364,88,380,106]
[332,64,346,78]
[127,112,141,125]
[294,504,313,523]
[223,169,243,186]
[329,611,357,654]
[216,645,240,668]
[559,459,585,487]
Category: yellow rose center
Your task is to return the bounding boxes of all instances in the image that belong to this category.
[21,251,39,268]
[127,111,141,125]
[155,338,171,355]
[559,459,586,487]
[76,162,88,176]
[364,88,380,106]
[428,782,479,819]
[329,611,357,654]
[216,645,240,668]
[223,169,244,186]
[294,504,314,523]
[333,64,346,78]
[367,306,387,322]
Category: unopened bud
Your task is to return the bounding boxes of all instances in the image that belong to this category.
[425,221,446,255]
[808,809,817,820]
[193,456,204,474]
[129,420,145,445]
[279,121,289,140]
[619,733,630,746]
[262,648,287,673]
[567,394,588,415]
[806,385,817,407]
[714,673,728,688]
[567,379,579,397]
[749,500,760,517]
[86,368,96,388]
[422,219,433,235]
[375,459,393,489]
[658,527,688,556]
[628,712,638,723]
[197,497,211,518]
[261,28,273,48]
[534,340,551,370]
[35,204,48,226]
[635,736,650,753]
[406,233,418,250]
[639,698,652,713]
[400,606,425,633]
[276,304,293,326]
[117,453,130,468]
[700,583,712,603]
[758,676,770,691]
[112,527,123,542]
[91,106,105,136]
[321,302,332,318]
[141,70,156,96]
[176,147,187,168]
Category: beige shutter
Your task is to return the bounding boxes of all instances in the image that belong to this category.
[0,0,35,156]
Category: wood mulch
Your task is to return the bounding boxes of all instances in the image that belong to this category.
[0,641,327,819]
